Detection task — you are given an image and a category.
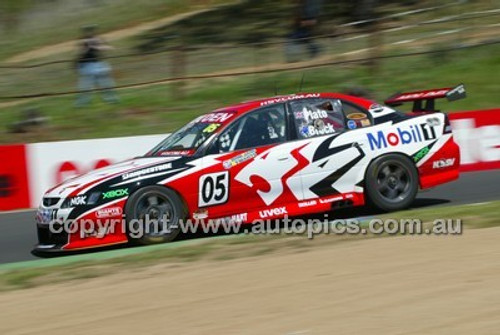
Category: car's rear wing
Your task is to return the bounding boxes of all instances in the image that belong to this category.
[384,84,466,113]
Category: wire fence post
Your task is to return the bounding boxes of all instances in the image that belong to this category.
[170,42,187,99]
[368,17,383,76]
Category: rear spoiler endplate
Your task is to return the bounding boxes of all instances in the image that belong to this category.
[384,84,466,113]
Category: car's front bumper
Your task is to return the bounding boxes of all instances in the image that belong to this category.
[33,198,129,255]
[32,223,69,254]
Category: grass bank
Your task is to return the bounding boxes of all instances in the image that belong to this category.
[0,0,233,62]
[1,42,499,144]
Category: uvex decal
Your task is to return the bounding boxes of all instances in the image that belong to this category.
[259,207,287,218]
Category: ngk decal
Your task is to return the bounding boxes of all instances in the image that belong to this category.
[69,195,87,206]
[367,123,437,151]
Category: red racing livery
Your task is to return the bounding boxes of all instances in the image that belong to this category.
[34,87,461,253]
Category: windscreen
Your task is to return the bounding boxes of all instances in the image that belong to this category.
[148,111,236,156]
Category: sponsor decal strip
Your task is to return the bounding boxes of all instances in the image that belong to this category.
[111,167,187,187]
[433,158,456,169]
[222,149,257,169]
[122,163,173,180]
[260,94,320,106]
[72,198,126,223]
[74,159,175,196]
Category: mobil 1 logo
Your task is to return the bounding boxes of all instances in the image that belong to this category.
[367,123,438,151]
[199,171,229,207]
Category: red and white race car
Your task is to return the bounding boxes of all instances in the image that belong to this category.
[34,86,463,253]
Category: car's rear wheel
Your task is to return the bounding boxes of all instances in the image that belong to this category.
[365,154,418,212]
[125,186,186,245]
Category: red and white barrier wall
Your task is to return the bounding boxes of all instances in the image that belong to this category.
[0,134,164,211]
[449,109,500,172]
[0,109,499,211]
[0,145,31,210]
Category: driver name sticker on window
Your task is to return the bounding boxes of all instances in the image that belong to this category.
[199,171,229,207]
[304,109,328,122]
[295,107,328,122]
[307,123,335,137]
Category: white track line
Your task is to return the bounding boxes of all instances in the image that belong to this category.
[467,202,492,206]
[0,208,35,214]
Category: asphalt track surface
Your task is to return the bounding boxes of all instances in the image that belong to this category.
[0,170,499,265]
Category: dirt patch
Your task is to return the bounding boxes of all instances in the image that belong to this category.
[1,227,500,334]
[5,8,211,64]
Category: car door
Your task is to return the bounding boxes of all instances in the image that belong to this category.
[288,98,370,200]
[198,104,303,219]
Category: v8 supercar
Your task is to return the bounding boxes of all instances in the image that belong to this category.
[34,86,463,253]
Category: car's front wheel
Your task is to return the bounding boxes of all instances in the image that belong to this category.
[125,186,186,245]
[365,154,419,212]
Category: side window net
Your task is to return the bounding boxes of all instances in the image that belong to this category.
[216,105,287,153]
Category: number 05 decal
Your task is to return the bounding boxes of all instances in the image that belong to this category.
[198,171,229,207]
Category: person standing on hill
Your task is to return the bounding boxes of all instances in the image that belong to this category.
[286,0,323,62]
[75,25,118,107]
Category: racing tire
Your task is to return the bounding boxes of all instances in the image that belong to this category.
[125,186,186,245]
[365,154,419,212]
